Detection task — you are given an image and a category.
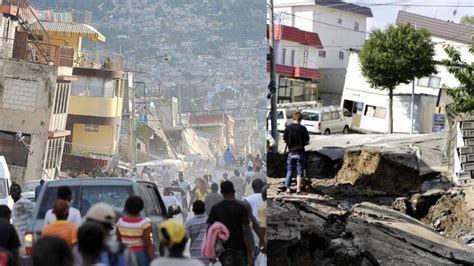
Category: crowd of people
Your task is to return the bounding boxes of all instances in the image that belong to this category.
[0,151,267,266]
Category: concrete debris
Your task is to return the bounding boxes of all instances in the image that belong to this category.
[268,200,474,265]
[422,192,472,240]
[335,148,421,194]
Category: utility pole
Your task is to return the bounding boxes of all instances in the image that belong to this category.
[410,78,415,134]
[178,85,182,125]
[268,0,278,153]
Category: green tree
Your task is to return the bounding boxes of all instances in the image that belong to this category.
[460,15,474,26]
[358,24,437,133]
[440,42,474,113]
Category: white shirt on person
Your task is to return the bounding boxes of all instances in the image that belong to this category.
[244,193,264,222]
[44,206,82,227]
[151,257,203,266]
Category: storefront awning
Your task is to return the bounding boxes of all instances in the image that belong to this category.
[30,21,106,42]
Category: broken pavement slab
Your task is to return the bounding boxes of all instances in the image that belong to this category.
[268,200,474,265]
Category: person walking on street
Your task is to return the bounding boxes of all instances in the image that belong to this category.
[32,237,73,266]
[42,199,78,246]
[151,219,203,266]
[204,183,223,216]
[207,181,254,266]
[223,149,235,168]
[44,186,82,227]
[185,200,209,265]
[230,170,245,200]
[116,196,155,266]
[34,180,44,201]
[243,179,265,221]
[283,111,310,195]
[10,185,35,244]
[84,203,138,266]
[0,205,21,266]
[72,222,107,266]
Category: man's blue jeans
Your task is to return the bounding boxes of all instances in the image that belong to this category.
[285,152,305,188]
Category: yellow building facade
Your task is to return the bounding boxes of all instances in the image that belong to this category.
[33,21,125,171]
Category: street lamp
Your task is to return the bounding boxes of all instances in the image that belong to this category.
[134,54,170,72]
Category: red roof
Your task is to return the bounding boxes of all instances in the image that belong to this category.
[267,63,325,80]
[267,24,323,49]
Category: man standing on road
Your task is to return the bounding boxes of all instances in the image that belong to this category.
[207,181,254,266]
[185,200,209,265]
[44,186,82,227]
[204,183,223,216]
[178,172,191,221]
[34,180,44,201]
[283,111,310,195]
[230,170,245,200]
[223,148,234,168]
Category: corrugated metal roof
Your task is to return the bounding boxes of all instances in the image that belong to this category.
[315,0,373,17]
[29,21,106,42]
[396,11,474,44]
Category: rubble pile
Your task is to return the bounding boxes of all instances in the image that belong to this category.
[336,148,421,194]
[267,200,474,265]
[422,190,471,239]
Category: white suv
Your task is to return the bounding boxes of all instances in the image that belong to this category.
[301,107,352,135]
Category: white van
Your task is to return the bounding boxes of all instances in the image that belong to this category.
[0,156,13,208]
[266,109,295,132]
[301,107,352,135]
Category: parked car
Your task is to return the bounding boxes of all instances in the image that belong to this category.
[301,107,352,135]
[21,180,41,202]
[24,178,178,257]
[267,108,293,132]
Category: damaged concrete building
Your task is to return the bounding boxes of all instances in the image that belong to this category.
[0,0,75,183]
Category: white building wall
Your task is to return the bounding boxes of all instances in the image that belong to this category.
[341,37,472,134]
[275,3,369,69]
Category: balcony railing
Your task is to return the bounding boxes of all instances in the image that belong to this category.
[0,37,74,67]
[76,50,125,71]
[63,142,113,159]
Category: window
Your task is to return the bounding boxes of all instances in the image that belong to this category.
[343,109,352,117]
[364,105,386,119]
[281,48,286,65]
[354,22,359,31]
[417,76,441,89]
[318,50,326,58]
[139,185,159,216]
[104,80,115,98]
[89,78,104,97]
[331,111,340,120]
[286,111,295,119]
[290,50,295,66]
[322,112,332,121]
[85,124,99,132]
[71,77,118,98]
[79,186,134,216]
[0,131,30,167]
[302,112,319,121]
[71,77,88,96]
[0,179,6,198]
[337,18,342,24]
[339,51,344,60]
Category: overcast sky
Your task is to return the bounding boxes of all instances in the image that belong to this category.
[346,0,474,30]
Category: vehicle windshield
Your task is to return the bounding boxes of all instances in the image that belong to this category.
[267,111,284,120]
[36,185,134,219]
[23,181,39,192]
[0,179,6,198]
[302,112,319,121]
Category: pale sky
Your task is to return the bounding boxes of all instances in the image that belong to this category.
[346,0,474,30]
